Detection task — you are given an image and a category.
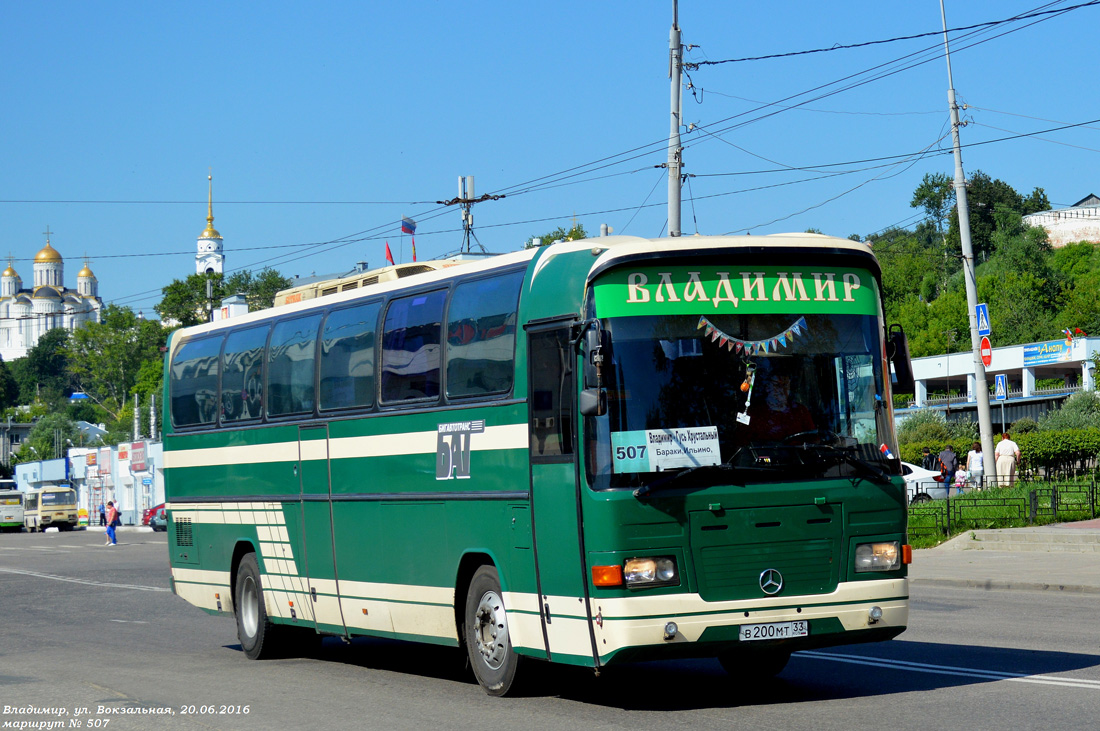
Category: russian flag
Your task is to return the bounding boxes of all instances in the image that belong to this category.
[401,216,417,235]
[879,443,894,459]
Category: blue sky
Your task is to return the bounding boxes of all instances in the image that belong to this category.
[3,1,1098,316]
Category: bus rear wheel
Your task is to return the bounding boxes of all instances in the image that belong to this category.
[235,553,282,660]
[464,565,522,696]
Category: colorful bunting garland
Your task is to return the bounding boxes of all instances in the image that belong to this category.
[697,316,808,355]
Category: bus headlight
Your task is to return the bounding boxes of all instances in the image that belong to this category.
[854,541,901,572]
[623,557,678,587]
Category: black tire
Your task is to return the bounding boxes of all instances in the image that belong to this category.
[235,553,283,660]
[719,648,791,680]
[911,493,933,505]
[464,565,522,696]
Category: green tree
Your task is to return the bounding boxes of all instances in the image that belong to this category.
[226,268,293,312]
[0,357,18,411]
[910,172,954,237]
[156,268,292,326]
[944,171,1049,261]
[64,305,167,422]
[13,412,80,464]
[11,328,72,404]
[524,224,587,249]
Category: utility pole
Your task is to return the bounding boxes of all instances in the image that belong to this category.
[667,0,683,238]
[940,0,997,483]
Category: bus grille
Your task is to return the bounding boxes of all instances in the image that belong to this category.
[696,539,837,602]
[690,505,841,602]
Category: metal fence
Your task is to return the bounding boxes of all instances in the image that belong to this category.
[907,480,1099,540]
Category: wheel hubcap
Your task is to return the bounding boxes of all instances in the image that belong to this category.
[473,590,509,670]
[241,575,259,637]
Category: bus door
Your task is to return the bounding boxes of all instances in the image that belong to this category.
[526,323,598,665]
[298,425,345,634]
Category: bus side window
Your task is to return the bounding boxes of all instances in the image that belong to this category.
[446,271,523,399]
[528,328,575,458]
[170,336,224,428]
[222,324,269,422]
[267,314,322,417]
[381,289,447,403]
[320,301,380,411]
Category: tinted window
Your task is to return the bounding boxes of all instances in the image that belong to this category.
[170,336,223,427]
[221,325,268,423]
[267,314,322,416]
[320,302,380,411]
[446,271,523,398]
[381,289,446,402]
[528,328,574,458]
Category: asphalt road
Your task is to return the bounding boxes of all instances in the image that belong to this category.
[1,529,1098,731]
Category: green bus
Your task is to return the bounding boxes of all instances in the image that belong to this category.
[164,233,914,695]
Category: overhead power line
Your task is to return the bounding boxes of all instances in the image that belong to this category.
[688,0,1100,66]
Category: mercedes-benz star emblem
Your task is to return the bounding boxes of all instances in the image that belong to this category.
[759,568,783,595]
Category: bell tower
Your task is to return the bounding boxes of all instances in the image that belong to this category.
[196,174,225,275]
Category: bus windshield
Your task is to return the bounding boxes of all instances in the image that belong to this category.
[587,311,896,489]
[41,490,76,507]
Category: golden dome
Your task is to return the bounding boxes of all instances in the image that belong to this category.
[2,265,17,278]
[200,223,222,239]
[78,264,96,279]
[35,242,63,263]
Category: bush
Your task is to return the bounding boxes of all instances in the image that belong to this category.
[897,409,977,447]
[1010,417,1039,434]
[1039,392,1100,431]
[1015,428,1100,475]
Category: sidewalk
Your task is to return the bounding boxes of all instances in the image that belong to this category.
[910,518,1100,594]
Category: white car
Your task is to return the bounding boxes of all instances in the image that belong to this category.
[900,461,949,504]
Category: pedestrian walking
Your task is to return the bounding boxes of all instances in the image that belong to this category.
[995,433,1021,488]
[938,445,958,492]
[920,446,938,472]
[105,501,119,546]
[98,503,106,527]
[966,441,984,489]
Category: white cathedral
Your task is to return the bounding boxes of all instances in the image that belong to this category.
[0,235,104,362]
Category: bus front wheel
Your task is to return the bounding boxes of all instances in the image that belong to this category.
[464,565,522,696]
[235,553,281,660]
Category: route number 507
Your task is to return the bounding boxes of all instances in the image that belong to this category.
[615,445,647,460]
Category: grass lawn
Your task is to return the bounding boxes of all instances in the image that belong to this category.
[907,480,1098,549]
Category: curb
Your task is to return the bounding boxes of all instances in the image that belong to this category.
[911,577,1100,594]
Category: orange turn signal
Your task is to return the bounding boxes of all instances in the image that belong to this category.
[902,545,913,565]
[592,565,624,587]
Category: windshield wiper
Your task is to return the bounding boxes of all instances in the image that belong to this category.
[633,462,732,498]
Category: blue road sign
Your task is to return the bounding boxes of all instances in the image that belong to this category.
[995,374,1008,401]
[976,303,991,337]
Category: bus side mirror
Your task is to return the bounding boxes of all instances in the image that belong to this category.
[579,387,606,417]
[581,324,607,416]
[582,325,605,389]
[888,324,915,394]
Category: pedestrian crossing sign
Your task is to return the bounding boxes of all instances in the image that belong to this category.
[995,373,1007,401]
[976,303,991,337]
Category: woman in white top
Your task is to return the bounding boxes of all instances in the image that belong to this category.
[966,441,984,489]
[995,433,1021,488]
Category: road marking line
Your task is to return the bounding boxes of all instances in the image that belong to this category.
[109,619,149,623]
[799,650,1100,689]
[0,567,170,592]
